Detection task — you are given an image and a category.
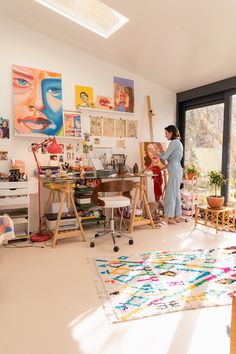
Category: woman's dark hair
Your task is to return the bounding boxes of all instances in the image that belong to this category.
[165,125,180,140]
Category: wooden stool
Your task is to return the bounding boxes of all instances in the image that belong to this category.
[44,181,87,247]
[195,205,236,234]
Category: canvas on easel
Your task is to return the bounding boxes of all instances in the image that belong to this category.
[139,142,166,171]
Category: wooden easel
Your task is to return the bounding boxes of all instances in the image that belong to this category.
[147,95,155,141]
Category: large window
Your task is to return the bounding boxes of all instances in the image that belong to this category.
[185,104,224,173]
[177,77,236,203]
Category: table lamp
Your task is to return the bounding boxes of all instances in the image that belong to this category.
[30,137,62,242]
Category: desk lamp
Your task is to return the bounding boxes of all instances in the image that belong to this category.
[30,137,62,242]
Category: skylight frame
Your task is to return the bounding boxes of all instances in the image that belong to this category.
[34,0,129,39]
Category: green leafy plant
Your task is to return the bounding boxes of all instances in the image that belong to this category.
[185,164,200,176]
[208,171,227,196]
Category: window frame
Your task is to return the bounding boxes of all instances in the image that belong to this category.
[177,77,236,203]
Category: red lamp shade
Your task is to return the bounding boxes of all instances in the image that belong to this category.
[47,138,62,154]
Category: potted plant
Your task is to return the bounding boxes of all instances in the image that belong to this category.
[207,171,227,209]
[185,164,200,180]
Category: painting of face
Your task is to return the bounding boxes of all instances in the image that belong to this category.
[13,65,63,136]
[113,77,134,113]
[140,142,166,171]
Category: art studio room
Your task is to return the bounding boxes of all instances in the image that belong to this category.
[1,1,236,354]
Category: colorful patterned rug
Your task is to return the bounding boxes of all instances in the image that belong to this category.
[93,247,236,323]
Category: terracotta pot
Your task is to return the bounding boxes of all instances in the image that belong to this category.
[187,173,197,180]
[207,196,225,209]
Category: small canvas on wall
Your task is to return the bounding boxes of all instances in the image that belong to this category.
[114,77,134,113]
[95,96,113,110]
[140,142,166,171]
[13,64,63,136]
[0,117,10,139]
[63,111,82,138]
[75,85,94,109]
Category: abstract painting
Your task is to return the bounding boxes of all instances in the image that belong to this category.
[13,64,63,136]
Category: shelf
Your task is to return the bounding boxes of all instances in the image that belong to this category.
[76,107,135,116]
[13,218,28,225]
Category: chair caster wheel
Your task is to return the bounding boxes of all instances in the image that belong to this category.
[90,242,95,248]
[129,239,134,245]
[95,233,99,238]
[114,246,119,252]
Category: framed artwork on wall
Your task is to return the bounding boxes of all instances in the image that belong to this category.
[13,64,63,137]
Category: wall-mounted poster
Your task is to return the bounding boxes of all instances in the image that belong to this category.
[63,111,82,138]
[103,118,114,137]
[13,65,63,136]
[0,117,9,139]
[140,142,166,171]
[90,116,102,136]
[115,119,126,138]
[95,96,113,110]
[127,120,138,138]
[113,77,134,113]
[75,85,94,109]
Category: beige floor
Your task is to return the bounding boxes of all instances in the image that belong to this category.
[0,220,235,354]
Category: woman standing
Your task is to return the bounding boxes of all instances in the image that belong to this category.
[160,125,183,224]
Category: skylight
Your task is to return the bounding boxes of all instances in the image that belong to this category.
[35,0,129,38]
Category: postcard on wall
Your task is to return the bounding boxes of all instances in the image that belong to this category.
[117,139,125,148]
[0,151,8,160]
[13,64,63,137]
[139,142,166,171]
[63,111,82,138]
[0,117,9,139]
[94,138,100,145]
[127,120,138,138]
[90,116,102,136]
[103,117,114,137]
[115,119,126,138]
[113,76,134,113]
[75,85,94,109]
[95,96,113,110]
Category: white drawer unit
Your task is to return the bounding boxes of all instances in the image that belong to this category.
[0,181,29,240]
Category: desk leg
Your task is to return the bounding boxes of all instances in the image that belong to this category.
[128,185,139,234]
[44,190,54,214]
[141,188,155,229]
[70,192,87,241]
[52,191,65,248]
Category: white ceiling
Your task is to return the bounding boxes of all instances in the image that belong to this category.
[0,0,236,93]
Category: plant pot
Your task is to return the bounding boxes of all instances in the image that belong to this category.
[207,196,225,209]
[187,173,197,180]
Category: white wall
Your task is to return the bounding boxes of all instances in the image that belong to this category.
[0,14,176,231]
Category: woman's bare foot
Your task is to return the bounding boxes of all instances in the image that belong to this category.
[175,217,182,223]
[168,218,177,224]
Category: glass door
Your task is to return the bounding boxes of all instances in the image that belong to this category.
[185,103,224,173]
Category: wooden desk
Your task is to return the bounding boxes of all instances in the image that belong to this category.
[43,181,87,247]
[195,205,235,234]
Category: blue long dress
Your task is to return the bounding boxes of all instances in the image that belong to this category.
[160,139,183,218]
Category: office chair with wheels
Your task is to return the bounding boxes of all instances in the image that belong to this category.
[90,180,135,252]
